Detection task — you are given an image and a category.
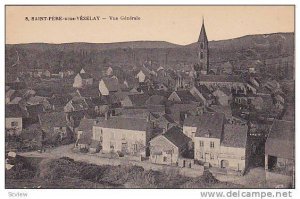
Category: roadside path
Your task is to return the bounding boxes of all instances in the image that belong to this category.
[18,144,203,178]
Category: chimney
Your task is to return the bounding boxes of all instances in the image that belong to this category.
[162,128,166,134]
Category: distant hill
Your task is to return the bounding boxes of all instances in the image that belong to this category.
[5,32,294,78]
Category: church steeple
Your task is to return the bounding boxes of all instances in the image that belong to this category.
[196,17,209,76]
[198,17,208,42]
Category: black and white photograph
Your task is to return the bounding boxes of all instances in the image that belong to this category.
[4,5,295,191]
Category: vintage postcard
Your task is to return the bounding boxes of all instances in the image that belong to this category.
[5,5,295,190]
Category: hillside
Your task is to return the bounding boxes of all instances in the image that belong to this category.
[5,32,294,77]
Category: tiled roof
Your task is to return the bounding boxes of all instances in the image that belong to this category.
[102,77,119,92]
[146,95,166,105]
[6,104,25,118]
[163,126,191,147]
[147,104,165,114]
[194,85,214,100]
[95,116,149,131]
[26,104,44,118]
[217,87,232,96]
[208,105,232,118]
[77,87,100,98]
[221,124,248,148]
[172,90,197,103]
[48,94,72,107]
[69,97,89,110]
[199,75,246,83]
[39,111,68,133]
[27,96,47,105]
[127,93,150,107]
[78,118,95,132]
[265,120,295,159]
[185,112,225,138]
[79,73,93,79]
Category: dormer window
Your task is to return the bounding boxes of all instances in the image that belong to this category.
[205,133,210,138]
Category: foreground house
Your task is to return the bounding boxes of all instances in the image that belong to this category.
[193,112,225,167]
[5,104,25,135]
[149,126,191,165]
[265,120,294,175]
[93,117,152,157]
[190,112,249,173]
[219,124,249,172]
[39,111,73,144]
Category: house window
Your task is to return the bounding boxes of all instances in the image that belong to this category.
[133,144,138,152]
[210,153,214,160]
[11,121,18,127]
[163,157,167,162]
[192,132,196,138]
[110,142,114,150]
[199,141,204,147]
[210,141,214,148]
[200,152,204,159]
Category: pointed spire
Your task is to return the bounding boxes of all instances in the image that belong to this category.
[198,17,208,42]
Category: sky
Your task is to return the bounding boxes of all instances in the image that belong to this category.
[6,6,294,45]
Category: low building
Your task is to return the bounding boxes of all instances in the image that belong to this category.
[149,126,191,165]
[5,104,25,135]
[93,117,152,157]
[39,111,73,144]
[265,120,294,175]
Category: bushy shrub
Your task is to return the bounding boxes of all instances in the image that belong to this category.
[37,158,81,181]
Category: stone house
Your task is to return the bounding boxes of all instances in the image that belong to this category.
[93,117,152,157]
[73,71,93,88]
[149,126,191,165]
[192,112,250,173]
[219,124,249,172]
[99,76,120,96]
[265,120,294,175]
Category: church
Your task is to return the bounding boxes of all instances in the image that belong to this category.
[193,19,252,95]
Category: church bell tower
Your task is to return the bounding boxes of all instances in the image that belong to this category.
[195,18,209,77]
